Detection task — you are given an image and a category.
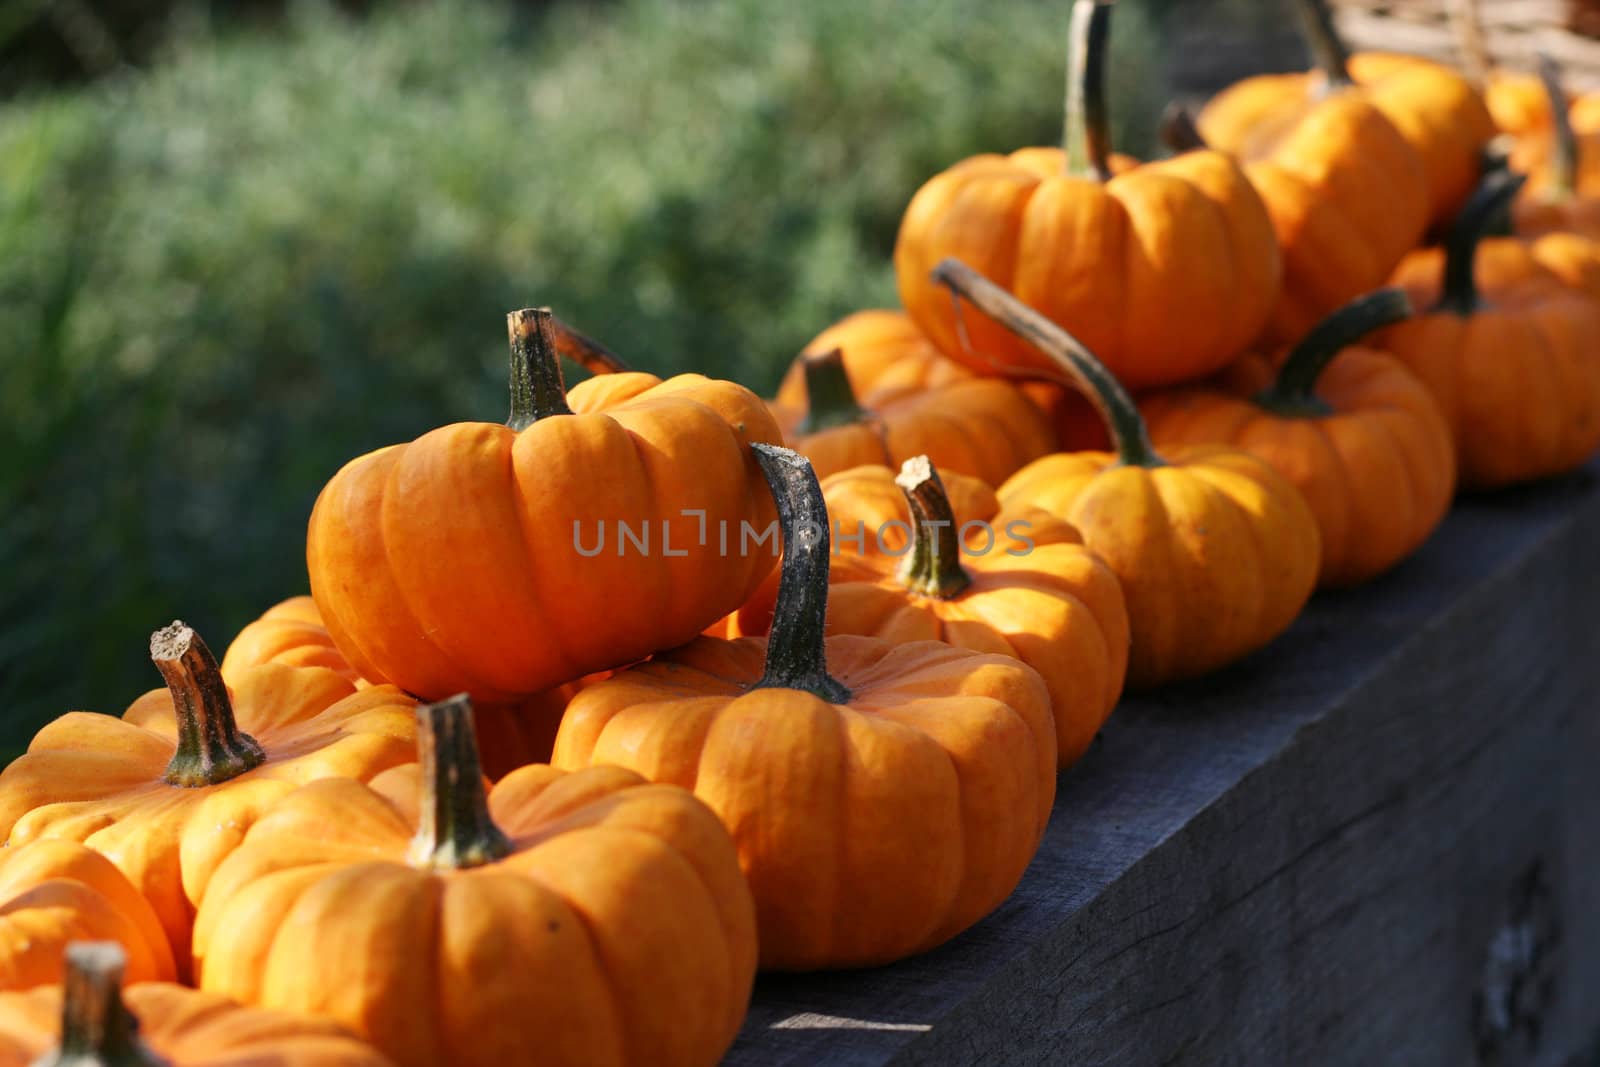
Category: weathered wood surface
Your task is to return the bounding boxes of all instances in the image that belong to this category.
[726,461,1600,1066]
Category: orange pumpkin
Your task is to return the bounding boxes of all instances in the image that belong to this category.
[220,596,359,684]
[0,843,175,990]
[1509,57,1600,238]
[894,0,1280,390]
[0,942,393,1066]
[769,347,1056,484]
[553,444,1056,969]
[1143,289,1456,587]
[193,698,756,1067]
[1198,0,1494,225]
[0,624,416,972]
[933,259,1321,688]
[308,308,782,704]
[1381,172,1600,489]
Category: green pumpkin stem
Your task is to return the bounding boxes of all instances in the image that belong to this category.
[409,695,512,871]
[1296,0,1354,90]
[1159,102,1209,154]
[798,348,869,433]
[506,308,575,430]
[151,622,265,789]
[930,257,1163,469]
[894,456,972,600]
[1259,288,1414,415]
[1537,53,1578,199]
[33,942,171,1067]
[1439,171,1528,315]
[549,315,631,375]
[1063,0,1114,181]
[751,444,851,703]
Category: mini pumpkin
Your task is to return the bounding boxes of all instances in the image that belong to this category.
[1142,288,1456,587]
[0,624,417,971]
[894,0,1280,389]
[307,308,782,704]
[1509,57,1600,238]
[0,843,175,991]
[933,259,1322,689]
[0,942,393,1067]
[193,698,756,1067]
[553,444,1057,970]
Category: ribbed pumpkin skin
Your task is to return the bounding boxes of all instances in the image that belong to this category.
[552,636,1055,971]
[1389,235,1600,305]
[307,371,782,705]
[1143,348,1456,587]
[0,841,177,990]
[0,666,416,968]
[1206,94,1429,344]
[894,147,1281,390]
[998,448,1321,687]
[221,596,361,684]
[0,982,394,1066]
[192,765,756,1067]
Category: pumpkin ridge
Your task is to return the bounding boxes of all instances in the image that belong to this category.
[1184,460,1281,648]
[1356,408,1428,565]
[1305,415,1361,569]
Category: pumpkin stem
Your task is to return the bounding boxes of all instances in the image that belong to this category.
[1295,0,1354,90]
[751,444,851,703]
[894,456,972,600]
[409,695,512,870]
[1537,53,1578,199]
[550,315,631,375]
[33,942,171,1067]
[1063,0,1114,182]
[930,257,1164,469]
[798,348,870,433]
[1439,171,1528,315]
[506,308,575,430]
[1258,288,1414,415]
[1447,0,1492,88]
[1159,102,1209,154]
[151,622,265,789]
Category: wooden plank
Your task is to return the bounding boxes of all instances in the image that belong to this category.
[725,461,1600,1066]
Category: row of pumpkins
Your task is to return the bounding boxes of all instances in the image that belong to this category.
[6,1,1600,1064]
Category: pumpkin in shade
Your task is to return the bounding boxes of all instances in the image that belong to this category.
[0,623,416,971]
[769,347,1056,485]
[0,942,394,1067]
[0,843,176,990]
[192,697,756,1067]
[1509,57,1600,238]
[1198,0,1493,226]
[894,0,1280,390]
[933,259,1321,688]
[308,308,782,705]
[1142,289,1456,588]
[1382,172,1600,489]
[554,444,1055,970]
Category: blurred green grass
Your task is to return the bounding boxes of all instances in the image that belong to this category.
[0,0,1197,753]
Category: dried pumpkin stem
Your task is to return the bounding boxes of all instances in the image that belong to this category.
[1295,0,1354,90]
[1063,0,1114,181]
[1260,288,1413,415]
[150,622,265,788]
[751,444,851,703]
[1439,171,1528,316]
[894,456,972,600]
[34,942,170,1067]
[930,257,1164,469]
[1159,102,1208,154]
[1537,53,1577,199]
[506,307,575,430]
[550,315,631,375]
[410,695,512,870]
[798,348,869,433]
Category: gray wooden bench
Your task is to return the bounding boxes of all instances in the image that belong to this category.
[725,460,1600,1066]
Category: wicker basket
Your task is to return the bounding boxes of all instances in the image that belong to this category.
[1330,0,1600,86]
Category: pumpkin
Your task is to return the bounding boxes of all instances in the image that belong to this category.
[778,309,1107,451]
[0,843,175,990]
[192,697,756,1067]
[1380,172,1600,489]
[1197,0,1494,225]
[553,444,1056,970]
[1142,288,1456,588]
[220,596,359,684]
[818,462,1016,560]
[769,346,1056,485]
[0,942,393,1066]
[307,308,782,705]
[931,259,1322,688]
[0,623,416,972]
[1509,57,1600,239]
[894,0,1280,390]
